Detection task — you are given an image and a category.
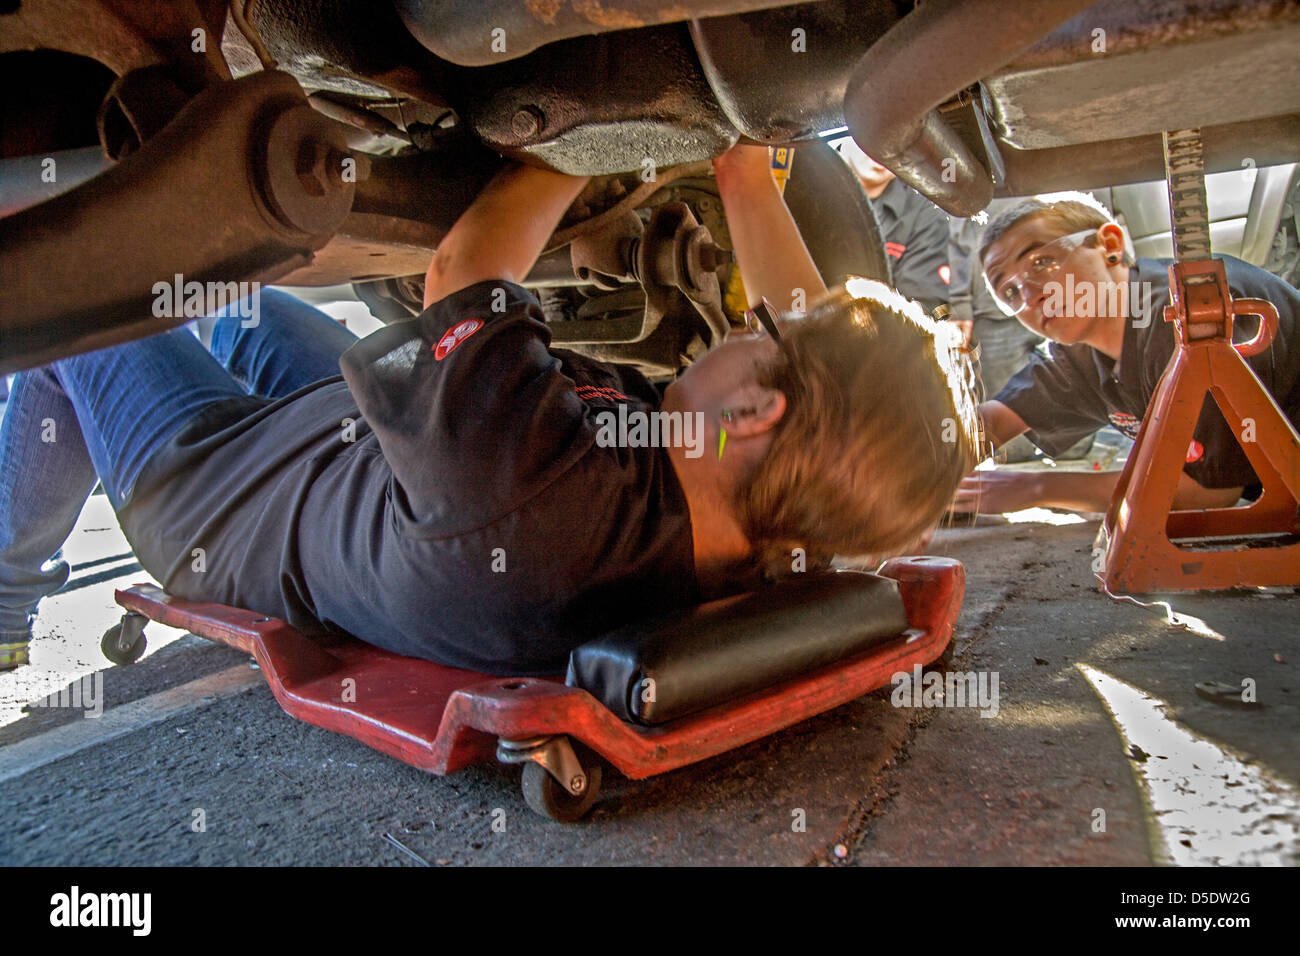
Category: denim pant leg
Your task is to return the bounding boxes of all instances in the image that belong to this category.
[0,294,352,637]
[210,289,359,399]
[51,327,249,509]
[0,369,98,638]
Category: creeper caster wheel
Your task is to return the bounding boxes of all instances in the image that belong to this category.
[102,611,148,665]
[520,760,602,823]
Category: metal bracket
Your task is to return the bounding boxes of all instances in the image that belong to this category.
[633,202,730,347]
[497,735,588,797]
[1161,129,1232,341]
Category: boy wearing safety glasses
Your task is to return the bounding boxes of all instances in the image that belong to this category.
[952,191,1300,516]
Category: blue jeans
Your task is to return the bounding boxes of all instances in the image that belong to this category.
[0,290,359,639]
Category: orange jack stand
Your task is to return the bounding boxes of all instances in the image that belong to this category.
[1096,259,1300,593]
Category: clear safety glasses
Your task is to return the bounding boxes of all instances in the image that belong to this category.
[992,228,1099,315]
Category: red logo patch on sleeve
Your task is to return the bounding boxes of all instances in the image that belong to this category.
[1108,412,1141,439]
[574,384,630,403]
[433,318,484,361]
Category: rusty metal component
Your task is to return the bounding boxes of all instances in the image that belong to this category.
[982,0,1300,151]
[241,0,454,106]
[553,139,889,372]
[510,105,545,141]
[307,93,413,147]
[843,0,1097,216]
[457,26,737,175]
[569,208,643,290]
[547,162,712,251]
[275,141,504,286]
[277,218,439,286]
[690,0,899,143]
[544,290,653,348]
[996,114,1300,197]
[549,202,729,351]
[350,272,427,323]
[259,104,359,233]
[634,202,728,332]
[0,0,231,88]
[347,140,500,222]
[634,202,729,347]
[230,0,277,68]
[984,0,1300,196]
[0,50,118,159]
[1097,132,1300,593]
[0,70,357,374]
[393,0,804,67]
[520,248,583,288]
[96,65,196,160]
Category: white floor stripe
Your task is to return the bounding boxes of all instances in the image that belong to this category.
[0,665,263,785]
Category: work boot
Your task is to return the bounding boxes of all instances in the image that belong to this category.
[0,638,30,670]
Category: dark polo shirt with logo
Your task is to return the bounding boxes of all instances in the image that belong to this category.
[871,177,952,315]
[120,280,699,674]
[995,256,1300,490]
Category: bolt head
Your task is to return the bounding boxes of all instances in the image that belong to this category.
[570,773,586,793]
[511,106,544,141]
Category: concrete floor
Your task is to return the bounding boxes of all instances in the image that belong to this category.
[0,494,1296,866]
[858,517,1299,867]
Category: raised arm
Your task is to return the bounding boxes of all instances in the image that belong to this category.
[424,163,590,307]
[711,144,827,313]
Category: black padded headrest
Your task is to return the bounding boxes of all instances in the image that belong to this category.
[566,570,910,725]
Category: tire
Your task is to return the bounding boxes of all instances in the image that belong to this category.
[781,139,892,289]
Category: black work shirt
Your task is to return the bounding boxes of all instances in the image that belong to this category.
[119,280,699,675]
[871,177,952,314]
[995,256,1300,490]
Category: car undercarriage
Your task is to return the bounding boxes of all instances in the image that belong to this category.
[1,0,1298,375]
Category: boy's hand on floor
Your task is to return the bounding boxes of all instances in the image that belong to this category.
[951,469,1042,515]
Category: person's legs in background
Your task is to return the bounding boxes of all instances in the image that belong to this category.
[0,290,355,668]
[973,314,1098,464]
[971,313,1047,464]
[0,369,98,669]
[0,328,248,669]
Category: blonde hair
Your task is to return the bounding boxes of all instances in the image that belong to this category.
[736,280,981,577]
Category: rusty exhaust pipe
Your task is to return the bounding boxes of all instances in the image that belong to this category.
[843,0,1099,216]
